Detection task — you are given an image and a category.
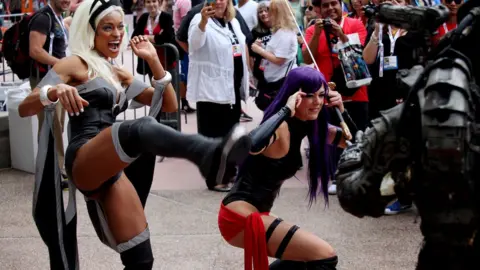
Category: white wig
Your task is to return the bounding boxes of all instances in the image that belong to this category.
[68,0,129,91]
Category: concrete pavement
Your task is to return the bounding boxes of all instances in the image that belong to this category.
[0,48,423,270]
[0,168,422,270]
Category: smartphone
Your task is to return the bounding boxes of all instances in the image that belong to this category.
[206,0,216,7]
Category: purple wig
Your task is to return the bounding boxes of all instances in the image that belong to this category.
[263,66,334,205]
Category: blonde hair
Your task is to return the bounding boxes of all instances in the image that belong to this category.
[225,0,236,22]
[269,0,297,32]
[68,0,129,91]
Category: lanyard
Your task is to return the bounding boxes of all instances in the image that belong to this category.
[387,26,400,55]
[48,5,68,43]
[212,18,239,45]
[226,23,239,45]
[147,12,160,35]
[442,23,456,34]
[212,18,224,28]
[378,24,384,78]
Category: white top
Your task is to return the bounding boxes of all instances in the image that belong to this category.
[263,29,298,83]
[187,14,249,105]
[236,0,258,31]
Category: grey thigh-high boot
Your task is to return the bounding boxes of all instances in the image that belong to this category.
[112,116,252,184]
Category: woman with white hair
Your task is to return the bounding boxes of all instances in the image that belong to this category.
[18,0,252,268]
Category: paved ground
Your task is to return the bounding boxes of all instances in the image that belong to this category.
[0,49,423,270]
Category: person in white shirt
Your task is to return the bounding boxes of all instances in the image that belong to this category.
[250,0,298,110]
[188,0,250,192]
[235,0,258,122]
[236,0,258,31]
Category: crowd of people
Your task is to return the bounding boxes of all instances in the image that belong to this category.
[3,0,466,268]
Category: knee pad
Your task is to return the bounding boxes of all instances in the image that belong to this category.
[306,256,338,270]
[119,229,154,270]
[112,116,157,163]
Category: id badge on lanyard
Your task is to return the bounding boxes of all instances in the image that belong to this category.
[384,26,399,71]
[227,25,242,58]
[259,59,267,70]
[379,25,399,75]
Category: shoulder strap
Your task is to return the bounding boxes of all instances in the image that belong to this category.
[284,60,294,77]
[46,13,54,55]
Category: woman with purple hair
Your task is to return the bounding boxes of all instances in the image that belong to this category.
[217,66,348,270]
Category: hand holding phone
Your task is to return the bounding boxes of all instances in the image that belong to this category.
[206,0,216,7]
[201,0,216,23]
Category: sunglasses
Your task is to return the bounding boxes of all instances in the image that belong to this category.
[307,5,314,11]
[445,0,463,4]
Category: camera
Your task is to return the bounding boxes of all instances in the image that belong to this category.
[322,17,333,32]
[322,18,338,44]
[363,2,449,34]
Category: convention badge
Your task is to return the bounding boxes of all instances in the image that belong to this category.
[383,56,398,71]
[259,59,267,71]
[233,44,242,57]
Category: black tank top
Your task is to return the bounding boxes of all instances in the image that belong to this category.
[222,117,309,212]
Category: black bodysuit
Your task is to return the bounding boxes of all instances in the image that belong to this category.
[222,117,309,212]
[65,78,126,177]
[64,76,149,196]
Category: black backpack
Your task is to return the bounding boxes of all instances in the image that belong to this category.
[1,10,52,80]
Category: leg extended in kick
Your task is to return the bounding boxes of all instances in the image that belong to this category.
[72,116,251,192]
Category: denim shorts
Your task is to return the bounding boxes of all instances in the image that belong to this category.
[180,54,189,83]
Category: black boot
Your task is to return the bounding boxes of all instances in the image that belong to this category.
[269,259,306,269]
[120,239,154,270]
[181,98,196,113]
[117,116,252,185]
[305,256,338,270]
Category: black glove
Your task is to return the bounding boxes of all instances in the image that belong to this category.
[336,130,390,218]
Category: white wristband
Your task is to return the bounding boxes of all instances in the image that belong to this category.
[39,85,58,106]
[151,71,172,87]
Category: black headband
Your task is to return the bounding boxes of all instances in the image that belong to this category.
[89,0,122,31]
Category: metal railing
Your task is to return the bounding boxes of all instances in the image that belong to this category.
[0,42,184,132]
[116,43,183,132]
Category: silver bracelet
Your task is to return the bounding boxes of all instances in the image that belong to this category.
[39,85,59,106]
[151,71,172,87]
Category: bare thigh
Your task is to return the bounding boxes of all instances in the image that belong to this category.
[72,127,129,191]
[225,201,336,261]
[100,173,147,243]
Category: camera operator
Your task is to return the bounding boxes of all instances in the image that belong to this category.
[336,0,480,267]
[363,0,415,120]
[362,0,418,215]
[432,0,464,45]
[302,0,369,133]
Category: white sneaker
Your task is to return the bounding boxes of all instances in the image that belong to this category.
[328,181,337,195]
